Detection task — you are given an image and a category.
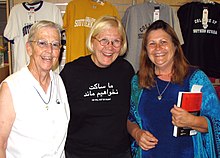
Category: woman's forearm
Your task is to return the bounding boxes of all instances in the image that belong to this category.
[190,116,208,133]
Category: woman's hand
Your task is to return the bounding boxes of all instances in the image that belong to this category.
[127,120,158,151]
[135,129,158,151]
[170,105,208,133]
[170,104,194,127]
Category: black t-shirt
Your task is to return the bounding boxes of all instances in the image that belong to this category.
[177,2,220,78]
[60,55,134,157]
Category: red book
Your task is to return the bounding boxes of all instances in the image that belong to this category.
[173,91,202,137]
[180,92,202,113]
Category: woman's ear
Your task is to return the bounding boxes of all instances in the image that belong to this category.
[91,43,94,50]
[26,42,33,57]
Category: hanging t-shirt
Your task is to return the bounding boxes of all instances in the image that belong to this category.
[63,0,120,63]
[178,2,220,78]
[122,2,183,72]
[4,1,63,73]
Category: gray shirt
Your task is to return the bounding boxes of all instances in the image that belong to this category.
[122,2,183,72]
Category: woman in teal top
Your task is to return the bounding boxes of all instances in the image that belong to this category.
[127,20,220,158]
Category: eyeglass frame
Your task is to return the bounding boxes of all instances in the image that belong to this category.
[92,37,122,48]
[29,39,61,50]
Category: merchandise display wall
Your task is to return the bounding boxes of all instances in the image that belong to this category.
[13,0,220,18]
[2,0,220,97]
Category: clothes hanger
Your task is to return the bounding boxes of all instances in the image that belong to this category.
[199,0,215,4]
[205,0,215,4]
[91,0,105,4]
[27,0,43,5]
[146,0,158,4]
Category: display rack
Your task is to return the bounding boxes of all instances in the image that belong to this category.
[4,0,220,76]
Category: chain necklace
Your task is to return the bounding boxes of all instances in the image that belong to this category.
[33,81,52,110]
[155,80,170,100]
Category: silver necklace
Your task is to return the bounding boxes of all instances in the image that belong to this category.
[155,80,170,100]
[33,82,52,110]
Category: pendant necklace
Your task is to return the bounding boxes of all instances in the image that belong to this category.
[33,81,52,110]
[155,80,170,100]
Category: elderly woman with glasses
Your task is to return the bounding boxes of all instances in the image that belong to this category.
[0,20,70,158]
[60,15,135,158]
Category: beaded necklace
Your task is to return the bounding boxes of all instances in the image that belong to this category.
[33,81,52,110]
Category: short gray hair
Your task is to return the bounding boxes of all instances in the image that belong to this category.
[28,20,61,42]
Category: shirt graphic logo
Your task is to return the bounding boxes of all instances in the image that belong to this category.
[84,82,119,102]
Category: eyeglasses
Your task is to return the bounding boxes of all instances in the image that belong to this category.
[92,37,122,48]
[29,39,61,50]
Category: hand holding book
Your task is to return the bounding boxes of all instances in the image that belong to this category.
[173,85,203,137]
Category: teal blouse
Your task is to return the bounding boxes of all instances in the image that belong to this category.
[128,69,220,158]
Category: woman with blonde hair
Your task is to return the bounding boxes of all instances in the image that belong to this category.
[61,16,134,158]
